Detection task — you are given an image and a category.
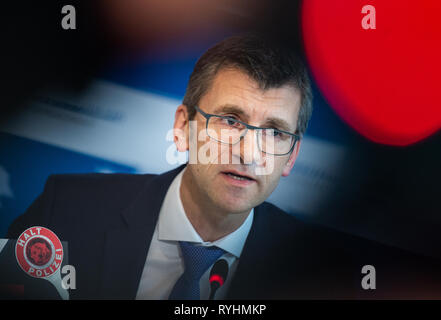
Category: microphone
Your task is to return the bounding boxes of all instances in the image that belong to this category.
[208,259,229,300]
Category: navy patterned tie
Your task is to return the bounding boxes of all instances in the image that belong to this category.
[169,241,225,300]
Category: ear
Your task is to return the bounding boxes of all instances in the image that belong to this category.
[282,139,301,177]
[173,105,190,152]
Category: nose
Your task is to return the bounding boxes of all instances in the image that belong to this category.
[234,129,265,166]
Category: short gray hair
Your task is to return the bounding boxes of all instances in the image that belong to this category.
[183,34,313,136]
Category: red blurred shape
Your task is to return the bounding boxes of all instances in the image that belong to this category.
[209,274,225,286]
[302,0,441,146]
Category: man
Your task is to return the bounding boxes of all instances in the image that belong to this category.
[7,34,441,299]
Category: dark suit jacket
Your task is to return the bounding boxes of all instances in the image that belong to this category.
[7,164,441,299]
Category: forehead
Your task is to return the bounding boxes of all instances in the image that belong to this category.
[199,68,301,130]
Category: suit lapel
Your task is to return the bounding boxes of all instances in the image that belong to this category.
[225,203,272,299]
[99,165,186,299]
[225,203,362,299]
[225,203,313,299]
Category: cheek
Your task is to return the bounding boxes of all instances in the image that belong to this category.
[194,135,222,164]
[273,157,289,175]
[191,164,217,189]
[280,155,294,177]
[260,159,286,189]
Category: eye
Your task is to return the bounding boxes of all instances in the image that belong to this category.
[226,118,236,126]
[264,129,290,140]
[221,116,241,127]
[266,128,282,137]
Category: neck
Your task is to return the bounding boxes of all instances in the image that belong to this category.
[179,168,250,242]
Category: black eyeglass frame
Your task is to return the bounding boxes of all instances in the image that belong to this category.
[194,105,301,156]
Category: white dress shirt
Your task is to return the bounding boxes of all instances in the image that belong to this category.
[135,167,254,300]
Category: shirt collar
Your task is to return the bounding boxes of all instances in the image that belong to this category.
[157,166,253,258]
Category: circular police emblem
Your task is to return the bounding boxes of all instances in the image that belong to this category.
[15,226,63,278]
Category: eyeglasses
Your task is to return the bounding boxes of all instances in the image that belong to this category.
[194,106,301,156]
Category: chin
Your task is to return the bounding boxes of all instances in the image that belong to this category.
[213,193,256,214]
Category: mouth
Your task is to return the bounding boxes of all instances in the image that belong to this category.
[220,170,256,183]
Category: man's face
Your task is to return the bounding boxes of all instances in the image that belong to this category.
[176,68,302,214]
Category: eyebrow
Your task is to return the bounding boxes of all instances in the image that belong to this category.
[263,118,294,133]
[213,104,247,118]
[212,104,295,133]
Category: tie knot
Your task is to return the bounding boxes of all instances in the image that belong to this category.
[179,241,225,280]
